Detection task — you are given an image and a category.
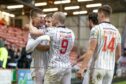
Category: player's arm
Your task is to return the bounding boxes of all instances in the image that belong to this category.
[115,43,121,62]
[80,26,98,72]
[36,43,50,51]
[80,39,97,72]
[24,23,43,36]
[115,32,121,62]
[77,26,98,79]
[26,35,50,53]
[29,20,44,36]
[77,39,97,79]
[29,26,43,36]
[72,56,85,66]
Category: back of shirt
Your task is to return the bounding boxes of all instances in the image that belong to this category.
[45,27,75,68]
[90,22,121,70]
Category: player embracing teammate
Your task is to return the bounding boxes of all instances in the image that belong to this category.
[28,12,75,84]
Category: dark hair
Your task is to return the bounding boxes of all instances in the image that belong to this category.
[45,13,53,18]
[98,5,112,17]
[30,9,43,18]
[88,13,98,25]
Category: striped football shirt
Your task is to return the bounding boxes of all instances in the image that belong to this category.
[89,22,121,70]
[44,26,75,68]
[26,28,49,71]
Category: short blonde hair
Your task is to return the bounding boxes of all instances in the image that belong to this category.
[53,12,66,24]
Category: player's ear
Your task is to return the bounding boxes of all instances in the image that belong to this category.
[32,18,36,22]
[89,20,93,25]
[101,12,104,19]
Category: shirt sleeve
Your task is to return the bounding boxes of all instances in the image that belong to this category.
[26,34,50,53]
[90,26,99,39]
[26,34,38,53]
[40,40,50,46]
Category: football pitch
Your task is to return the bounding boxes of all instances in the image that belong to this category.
[113,81,126,84]
[71,76,126,84]
[113,77,126,84]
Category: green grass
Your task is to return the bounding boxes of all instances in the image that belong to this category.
[71,76,126,84]
[113,81,126,84]
[112,77,126,84]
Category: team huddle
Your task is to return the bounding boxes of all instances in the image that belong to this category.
[26,5,121,84]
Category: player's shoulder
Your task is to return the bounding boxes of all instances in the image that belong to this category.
[45,27,56,32]
[93,25,99,29]
[66,27,73,32]
[111,25,120,35]
[110,24,118,31]
[91,25,99,31]
[47,27,56,30]
[66,28,75,35]
[62,27,72,31]
[57,27,73,32]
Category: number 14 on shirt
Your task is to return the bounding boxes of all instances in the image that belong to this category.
[102,36,115,52]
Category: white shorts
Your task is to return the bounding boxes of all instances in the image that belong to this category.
[44,67,71,84]
[82,70,89,84]
[82,69,114,84]
[31,68,45,84]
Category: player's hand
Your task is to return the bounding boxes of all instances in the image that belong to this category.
[76,69,83,80]
[29,19,36,30]
[72,61,77,67]
[23,24,30,30]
